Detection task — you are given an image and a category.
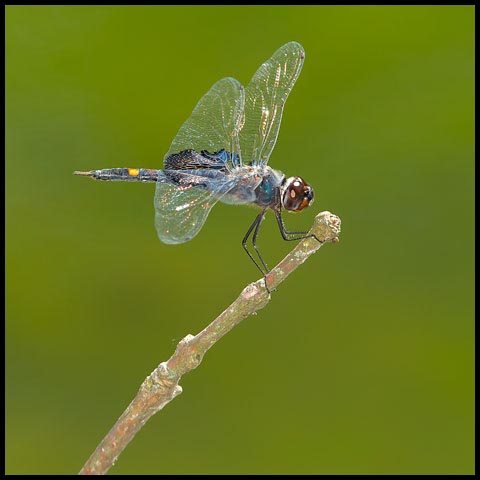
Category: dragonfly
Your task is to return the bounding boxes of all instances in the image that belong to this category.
[75,41,318,276]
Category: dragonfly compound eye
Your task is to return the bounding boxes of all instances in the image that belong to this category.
[281,176,314,212]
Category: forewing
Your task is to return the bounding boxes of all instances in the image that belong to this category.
[166,77,245,167]
[154,170,239,244]
[239,41,305,166]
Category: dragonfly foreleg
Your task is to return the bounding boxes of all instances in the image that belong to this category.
[275,209,323,244]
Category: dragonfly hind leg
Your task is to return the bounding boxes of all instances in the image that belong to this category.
[242,209,269,276]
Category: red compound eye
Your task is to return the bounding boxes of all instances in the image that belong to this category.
[281,177,314,212]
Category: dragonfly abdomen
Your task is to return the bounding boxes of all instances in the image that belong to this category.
[74,168,159,182]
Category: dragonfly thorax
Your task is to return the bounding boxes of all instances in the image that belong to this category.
[252,166,285,208]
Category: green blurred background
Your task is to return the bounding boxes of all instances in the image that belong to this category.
[5,5,474,475]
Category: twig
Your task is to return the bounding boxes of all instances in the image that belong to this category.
[79,211,341,475]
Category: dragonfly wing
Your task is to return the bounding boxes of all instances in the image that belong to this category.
[165,77,245,168]
[154,170,240,244]
[240,41,305,167]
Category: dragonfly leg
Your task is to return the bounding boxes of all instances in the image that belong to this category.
[252,211,276,293]
[252,210,269,273]
[275,209,323,244]
[242,209,269,276]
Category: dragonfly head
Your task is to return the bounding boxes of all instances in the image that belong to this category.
[281,176,314,213]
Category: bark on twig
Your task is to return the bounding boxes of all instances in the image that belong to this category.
[79,211,341,475]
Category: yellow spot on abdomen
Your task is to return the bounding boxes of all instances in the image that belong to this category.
[128,168,140,177]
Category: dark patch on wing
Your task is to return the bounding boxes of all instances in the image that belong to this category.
[164,149,240,172]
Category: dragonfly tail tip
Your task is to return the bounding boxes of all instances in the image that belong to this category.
[73,170,94,177]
